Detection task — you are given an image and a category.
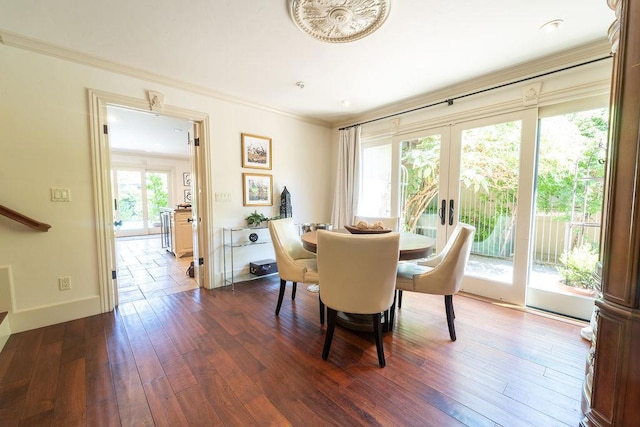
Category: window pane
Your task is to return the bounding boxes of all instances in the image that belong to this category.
[461,120,521,283]
[117,170,143,230]
[146,172,169,226]
[359,144,392,217]
[529,108,607,296]
[401,135,441,235]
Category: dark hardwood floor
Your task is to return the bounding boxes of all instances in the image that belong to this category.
[0,275,590,426]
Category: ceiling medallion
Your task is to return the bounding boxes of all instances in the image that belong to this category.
[290,0,391,43]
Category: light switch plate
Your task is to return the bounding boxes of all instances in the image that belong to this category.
[215,192,231,202]
[51,188,71,202]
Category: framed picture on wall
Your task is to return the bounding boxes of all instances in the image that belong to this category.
[183,172,191,186]
[184,189,192,203]
[242,173,273,206]
[241,133,272,170]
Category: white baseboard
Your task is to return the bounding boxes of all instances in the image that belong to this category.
[0,317,10,352]
[9,296,102,334]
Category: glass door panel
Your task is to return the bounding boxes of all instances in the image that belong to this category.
[115,170,144,235]
[145,171,169,234]
[400,133,443,241]
[458,120,522,283]
[359,143,393,217]
[112,168,170,237]
[527,107,607,320]
[450,110,537,305]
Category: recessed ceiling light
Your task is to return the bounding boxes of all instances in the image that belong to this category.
[540,19,563,33]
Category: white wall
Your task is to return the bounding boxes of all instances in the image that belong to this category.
[0,45,332,333]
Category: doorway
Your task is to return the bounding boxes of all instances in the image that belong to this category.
[89,90,210,312]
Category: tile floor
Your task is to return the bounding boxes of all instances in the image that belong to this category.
[115,234,198,303]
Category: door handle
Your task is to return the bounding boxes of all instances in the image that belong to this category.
[187,218,194,223]
[449,199,454,226]
[439,199,446,225]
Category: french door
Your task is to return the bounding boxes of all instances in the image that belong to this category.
[361,110,538,306]
[363,104,606,319]
[448,110,537,306]
[111,167,171,237]
[526,105,608,319]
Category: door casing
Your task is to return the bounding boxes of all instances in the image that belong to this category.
[88,89,212,312]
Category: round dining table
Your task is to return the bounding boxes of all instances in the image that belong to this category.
[301,229,436,332]
[301,229,436,261]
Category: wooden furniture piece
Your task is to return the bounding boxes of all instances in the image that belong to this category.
[582,1,640,425]
[395,223,476,340]
[160,208,193,258]
[301,229,435,261]
[317,231,400,368]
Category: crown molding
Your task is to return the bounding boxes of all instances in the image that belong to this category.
[333,38,612,129]
[0,30,332,128]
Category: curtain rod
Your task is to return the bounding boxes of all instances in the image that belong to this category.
[339,55,612,131]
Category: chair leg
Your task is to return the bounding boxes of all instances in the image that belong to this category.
[319,296,325,324]
[398,290,403,309]
[322,308,337,360]
[291,282,297,300]
[373,313,386,368]
[389,291,397,330]
[275,279,287,315]
[383,309,389,332]
[444,295,456,341]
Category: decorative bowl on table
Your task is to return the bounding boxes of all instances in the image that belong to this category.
[344,224,392,234]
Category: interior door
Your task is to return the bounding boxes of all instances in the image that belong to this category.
[188,123,202,287]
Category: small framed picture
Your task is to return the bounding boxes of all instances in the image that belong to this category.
[241,133,272,170]
[242,173,273,206]
[183,172,191,186]
[184,189,192,203]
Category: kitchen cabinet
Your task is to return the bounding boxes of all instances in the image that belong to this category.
[160,208,193,258]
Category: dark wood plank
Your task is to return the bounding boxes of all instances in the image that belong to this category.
[51,358,86,426]
[0,275,591,426]
[21,341,62,420]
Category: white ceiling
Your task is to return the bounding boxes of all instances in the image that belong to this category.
[0,0,615,153]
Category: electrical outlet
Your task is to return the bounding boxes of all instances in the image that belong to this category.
[58,276,71,290]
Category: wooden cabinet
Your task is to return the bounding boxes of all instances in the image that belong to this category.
[582,1,640,425]
[160,208,193,258]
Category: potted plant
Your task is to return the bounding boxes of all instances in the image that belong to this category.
[245,210,269,228]
[558,243,598,295]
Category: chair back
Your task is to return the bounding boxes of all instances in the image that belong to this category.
[353,215,400,231]
[317,231,400,314]
[416,223,475,295]
[269,218,316,279]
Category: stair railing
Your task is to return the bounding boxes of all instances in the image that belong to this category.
[0,204,51,232]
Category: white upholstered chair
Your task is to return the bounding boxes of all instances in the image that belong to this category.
[317,230,400,367]
[268,218,319,316]
[394,222,475,341]
[353,215,400,231]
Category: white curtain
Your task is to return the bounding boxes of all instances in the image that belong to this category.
[331,126,361,229]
